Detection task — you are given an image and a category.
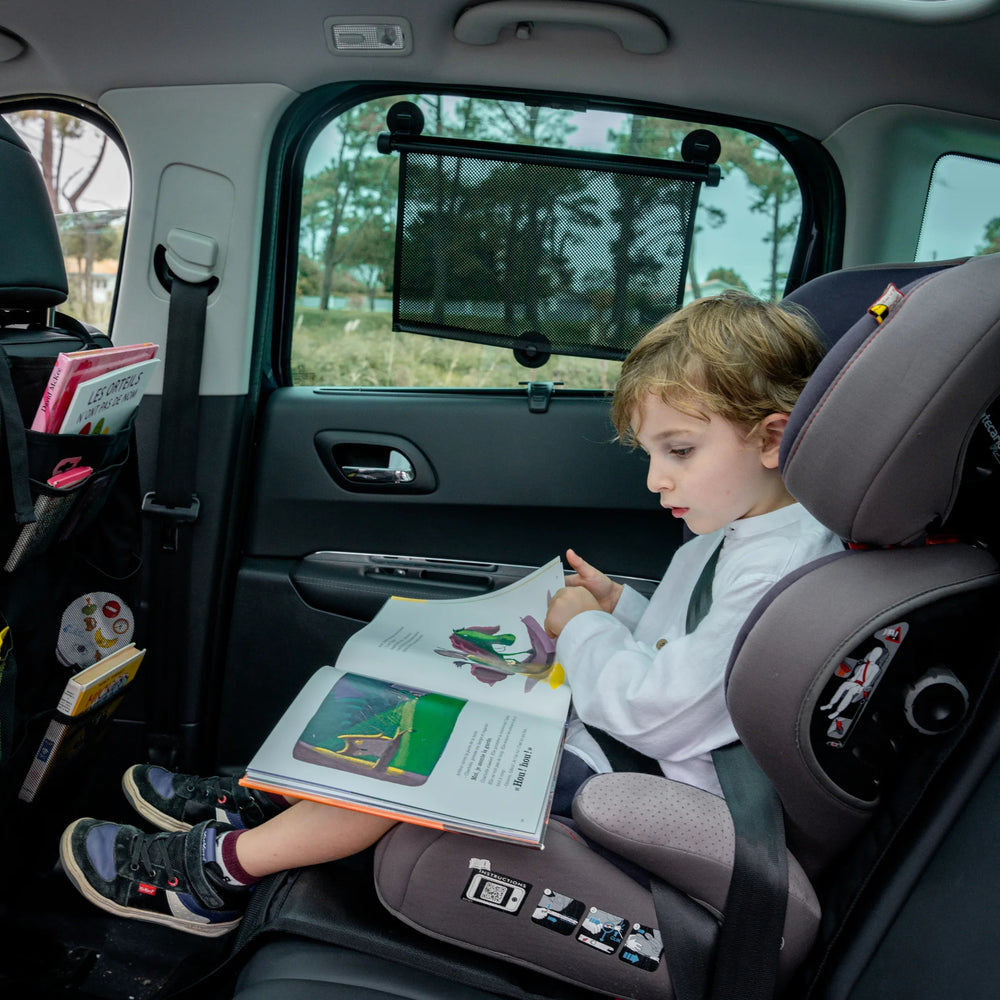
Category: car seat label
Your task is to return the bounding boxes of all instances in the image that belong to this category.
[868,283,905,324]
[820,621,908,746]
[620,923,663,971]
[462,865,529,914]
[532,888,586,934]
[578,906,629,954]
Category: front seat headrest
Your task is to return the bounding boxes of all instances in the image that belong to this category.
[0,116,69,310]
[781,252,1000,547]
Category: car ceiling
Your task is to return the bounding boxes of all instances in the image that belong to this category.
[1,0,999,142]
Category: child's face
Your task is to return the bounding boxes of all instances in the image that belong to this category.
[632,392,790,535]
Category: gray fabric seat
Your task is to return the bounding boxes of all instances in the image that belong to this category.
[232,254,1000,1000]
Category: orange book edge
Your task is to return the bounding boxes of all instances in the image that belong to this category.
[238,775,544,847]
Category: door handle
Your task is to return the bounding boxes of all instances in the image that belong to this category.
[340,454,415,485]
[315,431,437,494]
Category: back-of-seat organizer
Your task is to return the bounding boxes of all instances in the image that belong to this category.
[0,117,142,807]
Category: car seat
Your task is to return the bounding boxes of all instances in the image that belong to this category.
[228,252,1000,1000]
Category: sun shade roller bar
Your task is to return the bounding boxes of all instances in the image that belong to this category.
[378,102,721,366]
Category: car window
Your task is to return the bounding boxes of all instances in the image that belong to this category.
[915,153,1000,262]
[291,93,804,389]
[1,108,130,333]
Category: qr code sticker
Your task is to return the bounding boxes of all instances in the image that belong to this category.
[463,868,530,914]
[479,881,508,905]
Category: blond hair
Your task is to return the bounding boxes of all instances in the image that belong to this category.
[612,290,825,443]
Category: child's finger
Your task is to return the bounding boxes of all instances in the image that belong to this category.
[566,548,596,580]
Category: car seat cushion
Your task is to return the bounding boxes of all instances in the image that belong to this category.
[375,819,673,1000]
[570,771,820,964]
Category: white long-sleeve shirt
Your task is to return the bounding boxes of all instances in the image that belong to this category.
[559,503,843,796]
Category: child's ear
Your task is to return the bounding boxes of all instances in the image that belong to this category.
[757,413,789,469]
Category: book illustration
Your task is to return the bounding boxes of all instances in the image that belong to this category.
[243,558,570,845]
[54,642,145,716]
[56,357,160,435]
[32,343,159,433]
[292,672,467,786]
[434,613,561,692]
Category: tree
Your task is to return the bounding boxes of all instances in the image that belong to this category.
[714,128,800,300]
[8,110,118,322]
[705,267,750,290]
[978,217,1000,254]
[301,97,400,310]
[342,215,396,308]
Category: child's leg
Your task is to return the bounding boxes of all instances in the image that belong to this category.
[60,800,397,937]
[232,800,397,877]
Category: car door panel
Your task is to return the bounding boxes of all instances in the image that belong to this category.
[214,386,675,766]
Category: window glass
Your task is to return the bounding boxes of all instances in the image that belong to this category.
[915,153,1000,262]
[292,94,803,389]
[1,109,130,332]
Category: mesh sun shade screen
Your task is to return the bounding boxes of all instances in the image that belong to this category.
[391,142,710,364]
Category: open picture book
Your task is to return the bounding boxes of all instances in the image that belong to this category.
[241,557,570,847]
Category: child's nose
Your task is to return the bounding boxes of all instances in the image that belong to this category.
[647,462,673,494]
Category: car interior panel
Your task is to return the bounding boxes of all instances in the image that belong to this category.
[2,3,1000,999]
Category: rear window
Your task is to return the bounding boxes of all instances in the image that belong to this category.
[1,109,129,332]
[916,153,1000,263]
[291,94,804,389]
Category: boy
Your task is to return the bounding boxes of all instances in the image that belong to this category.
[59,290,842,937]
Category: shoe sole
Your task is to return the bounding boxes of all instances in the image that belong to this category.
[59,820,241,939]
[121,766,192,833]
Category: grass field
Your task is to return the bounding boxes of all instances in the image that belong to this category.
[291,306,623,391]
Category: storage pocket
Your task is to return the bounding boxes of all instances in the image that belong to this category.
[1,425,134,572]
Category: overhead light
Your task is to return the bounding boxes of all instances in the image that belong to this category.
[324,16,413,56]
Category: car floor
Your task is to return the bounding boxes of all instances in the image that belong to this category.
[0,731,233,1000]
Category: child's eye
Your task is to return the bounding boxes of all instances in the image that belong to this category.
[670,447,693,458]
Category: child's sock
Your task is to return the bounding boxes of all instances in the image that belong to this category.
[214,829,260,887]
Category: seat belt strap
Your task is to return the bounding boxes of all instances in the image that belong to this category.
[652,535,789,1000]
[584,537,725,773]
[141,274,210,766]
[709,742,789,1000]
[649,874,718,1000]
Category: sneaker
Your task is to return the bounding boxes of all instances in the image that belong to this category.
[122,764,285,832]
[60,818,249,937]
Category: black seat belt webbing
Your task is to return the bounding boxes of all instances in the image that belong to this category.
[709,742,789,1000]
[142,275,210,766]
[585,537,724,772]
[644,535,789,1000]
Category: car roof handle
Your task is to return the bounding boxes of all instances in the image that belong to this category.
[453,1,669,54]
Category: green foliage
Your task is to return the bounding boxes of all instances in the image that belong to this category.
[291,308,621,390]
[292,95,802,386]
[705,267,750,290]
[978,217,1000,255]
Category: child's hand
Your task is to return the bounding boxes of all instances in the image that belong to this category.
[544,585,601,638]
[564,548,623,614]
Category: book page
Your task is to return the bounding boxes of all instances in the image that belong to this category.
[245,663,566,843]
[335,556,569,721]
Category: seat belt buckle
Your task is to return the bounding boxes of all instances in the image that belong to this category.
[142,491,200,550]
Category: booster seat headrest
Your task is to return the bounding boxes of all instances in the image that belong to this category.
[781,252,1000,547]
[0,116,68,310]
